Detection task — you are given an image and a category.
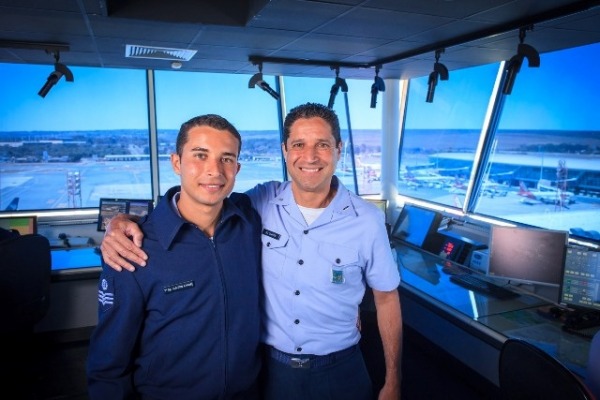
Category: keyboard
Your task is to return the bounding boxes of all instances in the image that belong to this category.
[450,274,519,299]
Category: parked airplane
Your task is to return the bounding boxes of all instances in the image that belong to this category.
[480,180,509,198]
[42,150,69,163]
[517,181,574,206]
[4,197,19,211]
[448,178,468,195]
[356,156,382,182]
[401,166,468,189]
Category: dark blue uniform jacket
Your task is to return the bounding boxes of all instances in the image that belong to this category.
[87,186,262,400]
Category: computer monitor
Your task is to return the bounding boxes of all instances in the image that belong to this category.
[365,198,387,214]
[97,198,154,231]
[559,246,600,313]
[391,204,443,249]
[0,215,37,235]
[488,225,568,287]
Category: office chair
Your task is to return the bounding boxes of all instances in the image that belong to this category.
[0,233,51,394]
[587,331,600,399]
[498,338,594,400]
[0,233,51,334]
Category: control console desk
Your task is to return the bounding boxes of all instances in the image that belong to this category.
[395,243,597,386]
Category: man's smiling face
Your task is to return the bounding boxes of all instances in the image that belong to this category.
[282,117,341,197]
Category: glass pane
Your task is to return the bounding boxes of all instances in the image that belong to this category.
[400,63,499,208]
[474,42,600,240]
[282,76,383,195]
[154,71,283,194]
[0,64,149,211]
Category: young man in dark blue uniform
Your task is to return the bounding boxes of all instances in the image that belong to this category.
[86,114,262,400]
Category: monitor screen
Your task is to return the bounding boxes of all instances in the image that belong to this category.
[391,204,443,249]
[0,215,37,235]
[559,246,600,313]
[97,198,154,231]
[488,225,568,287]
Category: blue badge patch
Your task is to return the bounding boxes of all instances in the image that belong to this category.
[98,276,114,312]
[331,269,345,284]
[164,280,195,294]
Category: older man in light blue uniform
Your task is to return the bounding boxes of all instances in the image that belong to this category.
[246,103,402,400]
[247,176,399,398]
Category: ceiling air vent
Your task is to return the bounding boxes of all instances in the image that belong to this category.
[125,44,197,61]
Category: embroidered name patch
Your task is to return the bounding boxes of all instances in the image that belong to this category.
[262,228,281,240]
[164,280,195,294]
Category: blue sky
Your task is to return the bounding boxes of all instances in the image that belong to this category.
[0,42,598,132]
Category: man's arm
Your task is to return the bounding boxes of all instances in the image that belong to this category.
[100,213,147,272]
[372,288,402,400]
[87,267,144,399]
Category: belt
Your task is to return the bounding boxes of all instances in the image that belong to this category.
[268,345,357,369]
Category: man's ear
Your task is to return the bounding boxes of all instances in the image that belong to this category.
[171,153,181,175]
[336,141,343,159]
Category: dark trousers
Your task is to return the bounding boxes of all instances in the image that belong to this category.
[261,345,373,400]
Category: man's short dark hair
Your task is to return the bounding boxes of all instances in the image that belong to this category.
[176,114,242,157]
[282,103,341,148]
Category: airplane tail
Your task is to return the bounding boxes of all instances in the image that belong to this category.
[4,197,19,211]
[355,156,363,168]
[518,181,529,195]
[453,195,463,208]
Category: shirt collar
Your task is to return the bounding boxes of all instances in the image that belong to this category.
[270,176,357,218]
[152,186,249,248]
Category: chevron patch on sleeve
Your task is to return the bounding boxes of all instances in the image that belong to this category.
[98,276,115,312]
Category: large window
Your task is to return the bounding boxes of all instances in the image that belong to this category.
[0,64,149,211]
[473,42,600,239]
[399,63,499,208]
[153,71,283,194]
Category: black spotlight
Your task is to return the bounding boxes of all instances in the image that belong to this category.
[38,51,74,98]
[426,49,448,103]
[248,62,280,100]
[327,67,348,109]
[502,26,540,95]
[370,66,385,109]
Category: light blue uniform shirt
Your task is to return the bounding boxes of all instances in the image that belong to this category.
[246,177,400,356]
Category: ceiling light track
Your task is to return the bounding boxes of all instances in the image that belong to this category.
[248,55,370,71]
[0,40,70,53]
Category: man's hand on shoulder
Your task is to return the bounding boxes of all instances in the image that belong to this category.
[100,213,147,272]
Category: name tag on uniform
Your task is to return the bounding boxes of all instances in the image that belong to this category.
[164,280,195,294]
[262,228,281,240]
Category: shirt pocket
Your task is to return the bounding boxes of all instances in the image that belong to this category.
[261,228,289,278]
[317,242,362,287]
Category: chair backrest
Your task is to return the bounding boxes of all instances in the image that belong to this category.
[587,331,600,400]
[499,338,594,400]
[0,233,51,334]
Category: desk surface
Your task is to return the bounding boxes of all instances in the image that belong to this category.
[395,244,597,379]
